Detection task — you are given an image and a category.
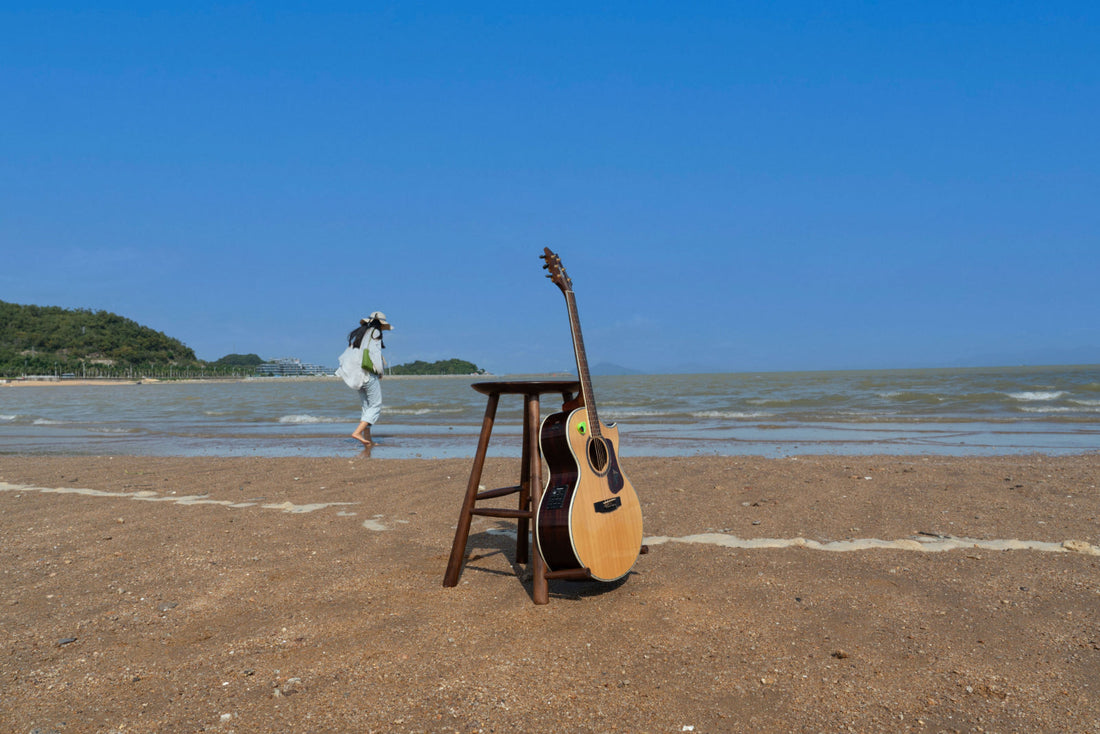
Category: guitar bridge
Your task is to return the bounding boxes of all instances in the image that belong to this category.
[594,497,622,513]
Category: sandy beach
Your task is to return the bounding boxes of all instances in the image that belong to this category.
[2,453,1099,732]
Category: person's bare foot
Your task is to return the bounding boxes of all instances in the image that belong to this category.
[351,432,373,446]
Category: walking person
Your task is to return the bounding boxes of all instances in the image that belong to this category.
[336,312,393,446]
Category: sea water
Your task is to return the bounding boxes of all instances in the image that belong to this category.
[1,365,1098,458]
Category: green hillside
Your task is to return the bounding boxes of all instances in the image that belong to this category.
[0,301,228,378]
[388,358,485,376]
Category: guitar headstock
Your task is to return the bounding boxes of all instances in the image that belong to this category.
[541,247,573,293]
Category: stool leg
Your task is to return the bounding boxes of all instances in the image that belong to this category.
[443,392,500,587]
[528,393,550,605]
[517,393,539,567]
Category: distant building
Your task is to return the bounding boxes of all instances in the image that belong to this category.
[255,358,331,377]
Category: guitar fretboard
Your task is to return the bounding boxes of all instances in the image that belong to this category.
[563,288,602,437]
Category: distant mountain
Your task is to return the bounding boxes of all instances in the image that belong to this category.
[589,362,644,376]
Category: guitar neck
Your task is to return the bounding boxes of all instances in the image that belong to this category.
[564,289,602,435]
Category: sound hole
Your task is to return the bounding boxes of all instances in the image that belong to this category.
[587,437,609,473]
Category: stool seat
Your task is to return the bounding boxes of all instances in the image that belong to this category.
[442,380,581,604]
[470,380,581,396]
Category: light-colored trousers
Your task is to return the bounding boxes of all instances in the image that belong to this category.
[358,374,382,424]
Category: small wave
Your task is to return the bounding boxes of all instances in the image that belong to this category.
[693,410,773,420]
[278,414,340,425]
[605,408,682,419]
[0,414,17,422]
[1008,391,1066,402]
[878,391,945,403]
[32,418,66,425]
[746,395,849,408]
[389,407,464,416]
[1071,399,1100,407]
[1017,406,1096,414]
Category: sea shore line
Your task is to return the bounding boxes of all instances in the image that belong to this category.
[1,373,504,387]
[2,377,227,387]
[2,452,1098,732]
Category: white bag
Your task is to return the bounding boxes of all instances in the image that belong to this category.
[335,346,366,389]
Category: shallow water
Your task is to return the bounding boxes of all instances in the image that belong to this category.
[1,365,1098,458]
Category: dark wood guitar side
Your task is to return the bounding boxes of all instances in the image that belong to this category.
[534,248,643,582]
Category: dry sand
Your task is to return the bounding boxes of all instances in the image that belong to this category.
[2,453,1099,733]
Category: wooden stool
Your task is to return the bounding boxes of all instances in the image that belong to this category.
[443,380,580,604]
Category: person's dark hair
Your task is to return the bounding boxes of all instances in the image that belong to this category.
[348,319,382,348]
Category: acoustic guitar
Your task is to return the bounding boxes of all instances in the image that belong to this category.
[535,248,644,582]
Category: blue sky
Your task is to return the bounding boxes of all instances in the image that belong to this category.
[3,2,1098,374]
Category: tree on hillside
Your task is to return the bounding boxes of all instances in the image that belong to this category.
[213,353,266,366]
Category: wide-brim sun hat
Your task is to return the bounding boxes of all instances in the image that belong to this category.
[362,311,393,330]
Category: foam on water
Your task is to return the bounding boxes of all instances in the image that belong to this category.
[278,414,340,424]
[389,407,464,415]
[644,532,1100,555]
[1008,391,1067,401]
[692,410,773,419]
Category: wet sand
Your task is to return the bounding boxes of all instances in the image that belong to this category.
[2,453,1099,732]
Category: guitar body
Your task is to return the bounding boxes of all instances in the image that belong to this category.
[536,407,644,582]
